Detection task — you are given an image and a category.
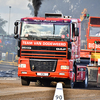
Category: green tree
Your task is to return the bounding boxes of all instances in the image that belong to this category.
[0,16,7,35]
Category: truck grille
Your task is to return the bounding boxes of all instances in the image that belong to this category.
[30,59,57,72]
[21,45,67,59]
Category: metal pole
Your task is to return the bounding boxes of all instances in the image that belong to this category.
[95,43,96,65]
[8,6,11,35]
[90,54,91,65]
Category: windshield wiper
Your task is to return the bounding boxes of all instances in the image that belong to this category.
[53,25,55,35]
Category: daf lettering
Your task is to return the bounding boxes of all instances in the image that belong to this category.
[56,48,66,51]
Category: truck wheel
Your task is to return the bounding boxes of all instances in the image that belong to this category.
[64,79,74,88]
[83,68,88,88]
[65,67,75,88]
[70,79,74,88]
[21,77,30,86]
[70,66,75,88]
[79,68,88,88]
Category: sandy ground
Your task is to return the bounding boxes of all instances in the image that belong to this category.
[0,78,100,100]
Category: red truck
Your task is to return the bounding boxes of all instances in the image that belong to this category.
[80,16,100,86]
[14,13,88,88]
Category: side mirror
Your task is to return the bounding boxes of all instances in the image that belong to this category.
[14,26,18,35]
[75,28,79,36]
[14,21,18,39]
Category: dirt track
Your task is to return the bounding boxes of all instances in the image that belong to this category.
[0,78,100,100]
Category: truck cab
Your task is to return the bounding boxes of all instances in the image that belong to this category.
[14,13,88,88]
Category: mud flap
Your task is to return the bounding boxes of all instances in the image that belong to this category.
[83,68,88,88]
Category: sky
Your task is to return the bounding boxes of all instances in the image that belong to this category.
[0,0,100,35]
[0,0,32,35]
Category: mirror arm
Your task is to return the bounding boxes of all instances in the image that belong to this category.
[72,37,77,42]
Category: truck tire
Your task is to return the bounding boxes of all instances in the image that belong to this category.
[64,79,74,88]
[65,67,75,88]
[21,77,30,86]
[78,68,88,88]
[70,66,76,88]
[83,68,88,88]
[70,79,74,88]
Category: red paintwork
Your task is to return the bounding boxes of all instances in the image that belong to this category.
[21,40,68,60]
[76,65,86,81]
[80,50,90,58]
[18,58,70,79]
[22,40,67,47]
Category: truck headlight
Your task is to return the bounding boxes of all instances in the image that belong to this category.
[18,64,26,68]
[61,65,69,69]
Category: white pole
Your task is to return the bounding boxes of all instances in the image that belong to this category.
[8,6,11,35]
[95,43,96,65]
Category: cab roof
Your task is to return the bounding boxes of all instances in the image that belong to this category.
[21,17,81,23]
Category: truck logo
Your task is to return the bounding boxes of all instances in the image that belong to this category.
[56,48,66,51]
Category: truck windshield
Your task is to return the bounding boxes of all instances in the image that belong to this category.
[21,22,70,40]
[89,26,100,37]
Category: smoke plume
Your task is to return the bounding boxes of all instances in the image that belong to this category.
[32,0,43,17]
[27,3,34,16]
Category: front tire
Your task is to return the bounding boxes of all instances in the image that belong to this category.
[64,79,74,88]
[70,79,74,88]
[21,77,30,86]
[65,67,75,88]
[83,68,88,88]
[70,66,75,88]
[79,68,88,88]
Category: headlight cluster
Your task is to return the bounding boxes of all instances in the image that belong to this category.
[18,64,26,68]
[61,65,69,69]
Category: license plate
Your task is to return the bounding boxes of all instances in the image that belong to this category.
[37,73,49,76]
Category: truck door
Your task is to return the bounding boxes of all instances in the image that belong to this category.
[72,23,79,59]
